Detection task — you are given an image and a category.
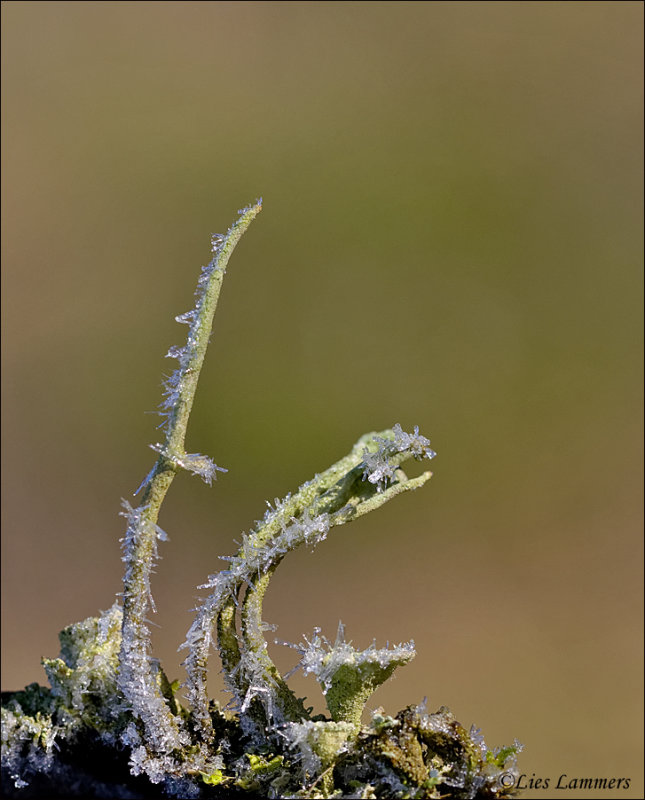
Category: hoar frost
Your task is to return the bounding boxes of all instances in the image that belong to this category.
[286,622,416,696]
[362,423,436,491]
[2,202,522,799]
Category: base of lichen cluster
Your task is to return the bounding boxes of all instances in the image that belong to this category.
[1,607,521,800]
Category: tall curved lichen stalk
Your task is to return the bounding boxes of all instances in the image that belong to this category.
[117,201,262,754]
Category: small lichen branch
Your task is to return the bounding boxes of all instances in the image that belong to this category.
[183,424,434,744]
[2,201,522,799]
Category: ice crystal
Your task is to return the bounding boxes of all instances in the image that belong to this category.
[210,233,225,252]
[0,705,58,790]
[2,608,128,790]
[127,746,189,787]
[195,513,330,604]
[361,423,436,491]
[279,720,355,778]
[182,509,332,730]
[234,653,278,720]
[174,309,196,326]
[117,502,188,756]
[165,344,186,361]
[119,500,167,612]
[117,634,188,756]
[281,622,416,729]
[470,724,487,755]
[391,423,436,458]
[43,604,122,720]
[121,721,142,748]
[361,450,398,488]
[149,443,226,485]
[290,622,416,696]
[157,202,261,434]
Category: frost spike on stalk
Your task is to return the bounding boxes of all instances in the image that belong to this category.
[117,201,262,756]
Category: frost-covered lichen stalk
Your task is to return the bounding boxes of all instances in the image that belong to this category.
[2,201,522,798]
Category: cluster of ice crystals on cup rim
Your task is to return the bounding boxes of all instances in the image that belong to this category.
[391,423,436,458]
[362,423,436,492]
[287,621,415,694]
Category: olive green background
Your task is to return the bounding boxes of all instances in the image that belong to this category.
[2,2,642,796]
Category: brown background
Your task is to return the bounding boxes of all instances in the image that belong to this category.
[2,2,643,797]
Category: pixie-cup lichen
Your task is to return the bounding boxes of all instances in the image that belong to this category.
[1,201,522,798]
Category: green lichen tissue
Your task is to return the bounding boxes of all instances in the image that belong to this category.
[1,201,522,798]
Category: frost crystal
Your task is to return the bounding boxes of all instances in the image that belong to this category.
[469,724,487,755]
[117,502,189,756]
[279,720,355,778]
[1,704,58,790]
[43,604,123,717]
[391,423,436,458]
[182,509,332,726]
[157,204,261,434]
[361,424,436,491]
[128,746,169,784]
[119,500,168,612]
[210,233,225,252]
[289,622,415,695]
[149,443,226,485]
[165,344,186,361]
[174,309,196,326]
[361,450,398,488]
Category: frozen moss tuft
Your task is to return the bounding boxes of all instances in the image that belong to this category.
[2,201,521,798]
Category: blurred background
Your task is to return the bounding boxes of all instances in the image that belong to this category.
[2,2,642,796]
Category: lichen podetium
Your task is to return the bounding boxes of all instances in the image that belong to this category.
[1,200,522,799]
[118,200,262,761]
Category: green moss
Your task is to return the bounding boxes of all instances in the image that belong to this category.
[200,768,225,785]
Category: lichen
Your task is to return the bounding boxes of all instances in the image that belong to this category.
[1,201,522,798]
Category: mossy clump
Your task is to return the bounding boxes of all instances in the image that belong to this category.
[1,613,522,797]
